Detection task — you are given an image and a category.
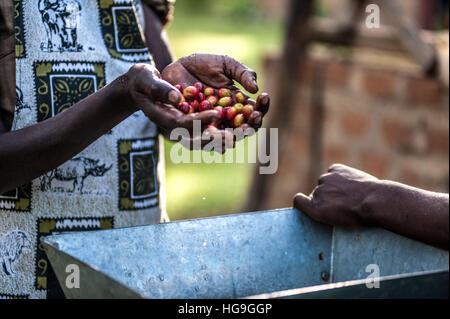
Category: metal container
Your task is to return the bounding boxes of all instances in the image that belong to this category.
[42,208,449,298]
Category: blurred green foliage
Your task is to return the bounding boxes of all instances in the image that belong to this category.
[163,0,282,221]
[174,0,259,19]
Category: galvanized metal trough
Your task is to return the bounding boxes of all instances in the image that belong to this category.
[41,208,449,299]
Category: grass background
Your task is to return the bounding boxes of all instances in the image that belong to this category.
[163,0,283,220]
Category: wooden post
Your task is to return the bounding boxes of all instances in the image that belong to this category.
[307,62,326,191]
[246,0,314,211]
[382,0,437,76]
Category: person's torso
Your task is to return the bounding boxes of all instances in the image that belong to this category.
[0,0,167,299]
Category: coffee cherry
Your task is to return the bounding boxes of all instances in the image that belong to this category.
[235,91,247,104]
[178,102,191,114]
[218,96,233,107]
[218,88,232,98]
[225,106,237,121]
[207,95,218,106]
[174,83,257,130]
[199,100,213,112]
[233,113,245,128]
[204,87,215,96]
[242,104,254,118]
[194,82,204,92]
[233,103,244,113]
[191,100,200,112]
[183,86,199,100]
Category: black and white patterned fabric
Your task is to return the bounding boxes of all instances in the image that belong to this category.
[0,0,168,299]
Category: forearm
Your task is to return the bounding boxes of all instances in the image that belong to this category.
[363,180,449,250]
[142,3,174,72]
[0,77,135,193]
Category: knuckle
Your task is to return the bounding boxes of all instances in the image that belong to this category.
[223,54,233,62]
[131,63,157,77]
[129,63,144,75]
[318,174,328,184]
[150,80,160,93]
[293,193,304,206]
[329,163,343,171]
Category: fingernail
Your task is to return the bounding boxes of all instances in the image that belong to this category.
[168,90,181,104]
[261,95,269,105]
[254,116,262,125]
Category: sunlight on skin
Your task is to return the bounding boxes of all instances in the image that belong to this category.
[168,33,269,101]
[168,33,260,100]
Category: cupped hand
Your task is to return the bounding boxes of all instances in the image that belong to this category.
[161,53,270,132]
[123,63,223,141]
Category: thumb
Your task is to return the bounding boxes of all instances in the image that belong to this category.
[147,77,181,106]
[293,193,314,215]
[136,67,181,106]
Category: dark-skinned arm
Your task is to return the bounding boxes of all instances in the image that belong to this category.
[2,4,272,192]
[0,78,133,194]
[294,164,449,250]
[0,64,221,194]
[142,3,174,72]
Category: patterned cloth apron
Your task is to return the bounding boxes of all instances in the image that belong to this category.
[0,0,168,299]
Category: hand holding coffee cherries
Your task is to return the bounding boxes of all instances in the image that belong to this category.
[162,53,270,133]
[122,63,222,137]
[121,54,269,153]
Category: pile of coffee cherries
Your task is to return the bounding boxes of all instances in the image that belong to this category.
[175,82,254,129]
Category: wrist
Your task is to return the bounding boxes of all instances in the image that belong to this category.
[358,179,386,226]
[109,73,139,115]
